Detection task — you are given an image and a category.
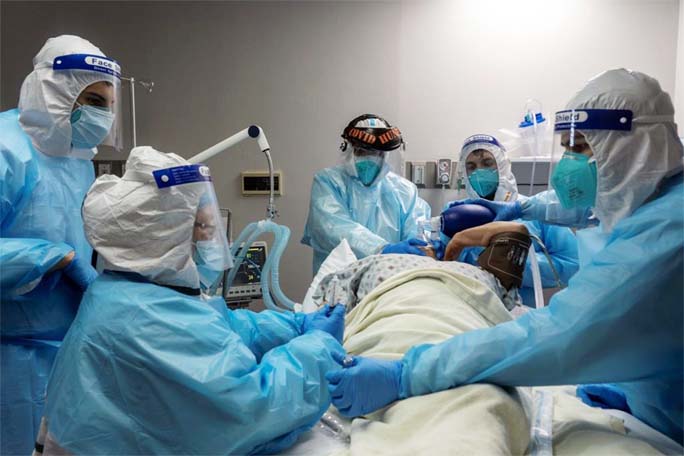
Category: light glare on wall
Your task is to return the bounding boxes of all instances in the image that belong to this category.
[459,0,566,30]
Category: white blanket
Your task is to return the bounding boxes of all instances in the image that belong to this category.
[330,267,665,455]
[341,268,531,455]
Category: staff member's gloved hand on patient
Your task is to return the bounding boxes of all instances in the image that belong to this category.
[302,304,346,343]
[577,384,631,413]
[381,238,427,256]
[327,355,403,417]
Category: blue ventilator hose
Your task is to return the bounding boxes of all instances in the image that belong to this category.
[225,220,296,311]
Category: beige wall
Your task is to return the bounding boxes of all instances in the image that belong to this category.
[2,0,680,302]
[675,0,684,130]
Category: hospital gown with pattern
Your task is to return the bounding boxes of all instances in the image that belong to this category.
[310,253,520,312]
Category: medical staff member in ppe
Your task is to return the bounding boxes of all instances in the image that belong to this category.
[326,69,684,444]
[302,114,431,274]
[0,35,122,455]
[446,134,579,306]
[38,146,346,455]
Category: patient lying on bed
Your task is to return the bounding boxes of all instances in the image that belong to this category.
[306,222,665,456]
[311,221,531,315]
[307,223,533,454]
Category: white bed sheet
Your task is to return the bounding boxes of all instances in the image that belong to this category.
[281,399,682,456]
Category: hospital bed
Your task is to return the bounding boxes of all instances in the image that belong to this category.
[282,241,683,456]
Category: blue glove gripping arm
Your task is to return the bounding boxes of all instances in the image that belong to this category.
[401,211,683,398]
[0,238,72,295]
[302,175,387,259]
[225,309,305,360]
[521,222,579,288]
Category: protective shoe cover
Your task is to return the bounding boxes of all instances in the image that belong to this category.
[44,271,344,455]
[402,174,683,443]
[0,106,94,453]
[83,146,208,290]
[450,134,579,306]
[302,165,431,274]
[18,34,121,159]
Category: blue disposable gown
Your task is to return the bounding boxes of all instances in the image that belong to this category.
[456,218,579,307]
[402,175,683,443]
[302,166,431,274]
[0,109,95,454]
[45,272,344,455]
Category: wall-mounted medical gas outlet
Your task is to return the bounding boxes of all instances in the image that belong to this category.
[407,161,427,187]
[241,171,282,196]
[93,159,127,178]
[436,159,452,187]
[408,161,464,189]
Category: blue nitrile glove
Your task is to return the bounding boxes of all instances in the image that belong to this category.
[462,198,523,221]
[577,384,631,413]
[431,239,446,261]
[63,254,98,291]
[302,304,346,343]
[326,353,403,417]
[381,238,428,256]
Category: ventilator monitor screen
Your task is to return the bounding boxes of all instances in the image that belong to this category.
[233,243,267,285]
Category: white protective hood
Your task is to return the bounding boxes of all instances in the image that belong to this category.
[83,147,205,289]
[18,35,119,159]
[566,69,683,231]
[459,135,520,203]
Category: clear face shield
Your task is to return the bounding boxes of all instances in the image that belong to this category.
[341,119,405,182]
[53,54,123,150]
[548,108,633,215]
[153,164,233,294]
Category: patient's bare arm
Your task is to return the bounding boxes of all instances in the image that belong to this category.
[444,222,529,261]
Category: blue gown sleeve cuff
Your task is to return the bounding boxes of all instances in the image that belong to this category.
[0,238,72,294]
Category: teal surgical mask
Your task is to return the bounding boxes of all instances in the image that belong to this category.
[70,103,114,149]
[193,240,226,290]
[355,156,383,186]
[550,151,597,209]
[468,168,499,198]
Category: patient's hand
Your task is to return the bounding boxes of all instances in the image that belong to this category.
[418,245,437,259]
[444,222,529,261]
